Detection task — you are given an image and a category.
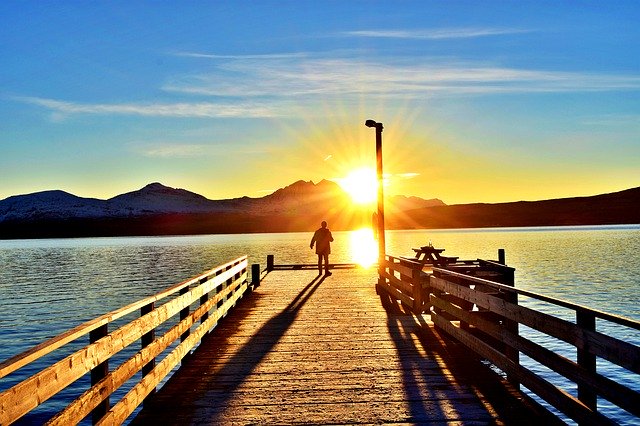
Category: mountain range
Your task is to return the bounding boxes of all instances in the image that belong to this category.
[0,181,638,239]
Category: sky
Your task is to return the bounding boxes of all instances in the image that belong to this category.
[1,1,639,205]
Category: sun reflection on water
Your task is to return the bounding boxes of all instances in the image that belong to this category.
[348,228,378,268]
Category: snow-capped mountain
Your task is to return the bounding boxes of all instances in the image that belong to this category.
[0,190,110,221]
[0,180,446,239]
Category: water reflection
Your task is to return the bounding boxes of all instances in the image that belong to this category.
[348,228,378,268]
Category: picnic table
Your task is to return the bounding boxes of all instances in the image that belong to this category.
[401,245,459,267]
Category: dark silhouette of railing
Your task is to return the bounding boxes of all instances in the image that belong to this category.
[376,251,640,425]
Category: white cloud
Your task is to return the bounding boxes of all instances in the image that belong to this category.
[133,143,207,158]
[344,27,532,40]
[163,57,640,99]
[173,51,309,60]
[16,97,280,118]
[15,52,640,121]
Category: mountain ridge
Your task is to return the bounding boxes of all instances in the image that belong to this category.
[0,181,637,239]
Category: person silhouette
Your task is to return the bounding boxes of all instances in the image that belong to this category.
[310,221,334,275]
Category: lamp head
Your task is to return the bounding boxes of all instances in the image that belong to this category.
[365,119,383,130]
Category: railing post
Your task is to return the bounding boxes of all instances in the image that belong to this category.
[90,324,109,424]
[498,248,505,264]
[141,302,156,403]
[577,310,597,413]
[199,276,209,325]
[412,267,423,313]
[252,263,261,287]
[376,255,386,292]
[267,254,274,272]
[498,250,519,388]
[179,286,190,363]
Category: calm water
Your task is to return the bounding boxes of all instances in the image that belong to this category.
[1,225,639,424]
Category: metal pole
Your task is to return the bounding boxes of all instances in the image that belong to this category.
[374,124,386,260]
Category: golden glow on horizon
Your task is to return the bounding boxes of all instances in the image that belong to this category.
[349,228,378,268]
[337,167,378,205]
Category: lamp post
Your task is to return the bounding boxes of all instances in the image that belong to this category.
[365,119,385,262]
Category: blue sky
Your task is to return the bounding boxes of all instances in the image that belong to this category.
[1,1,639,204]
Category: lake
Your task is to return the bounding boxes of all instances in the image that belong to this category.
[1,225,639,424]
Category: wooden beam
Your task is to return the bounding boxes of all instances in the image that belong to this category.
[0,256,248,380]
[431,276,640,373]
[431,312,614,425]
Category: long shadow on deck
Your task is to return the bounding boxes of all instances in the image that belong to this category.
[380,293,559,425]
[133,273,326,425]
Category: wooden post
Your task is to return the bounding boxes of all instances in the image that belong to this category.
[267,254,274,272]
[251,263,260,287]
[179,286,191,364]
[498,248,505,264]
[140,302,156,402]
[577,310,597,413]
[412,267,423,313]
[499,254,519,388]
[377,255,386,290]
[180,287,190,342]
[90,324,109,424]
[200,294,209,324]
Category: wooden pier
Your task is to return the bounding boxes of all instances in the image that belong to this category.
[1,252,639,425]
[131,267,546,425]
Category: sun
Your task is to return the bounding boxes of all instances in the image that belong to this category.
[337,167,378,205]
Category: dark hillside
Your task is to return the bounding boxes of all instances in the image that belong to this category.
[391,186,640,229]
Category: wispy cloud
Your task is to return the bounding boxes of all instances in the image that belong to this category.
[15,52,640,121]
[132,143,207,158]
[344,27,532,40]
[163,57,640,99]
[15,97,280,118]
[173,51,309,60]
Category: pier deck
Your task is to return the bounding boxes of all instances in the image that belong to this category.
[132,267,547,425]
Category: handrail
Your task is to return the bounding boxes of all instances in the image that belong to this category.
[429,266,640,425]
[0,257,239,380]
[0,255,253,425]
[432,267,640,330]
[377,255,429,313]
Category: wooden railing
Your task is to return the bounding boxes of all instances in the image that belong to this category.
[377,252,640,424]
[377,255,430,313]
[0,255,257,425]
[430,267,640,425]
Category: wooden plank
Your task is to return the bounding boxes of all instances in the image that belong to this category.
[0,264,247,425]
[132,268,552,425]
[431,276,640,373]
[431,295,640,417]
[44,280,244,426]
[431,269,640,330]
[381,258,420,278]
[379,270,414,296]
[376,279,413,307]
[431,312,615,425]
[97,282,249,425]
[0,256,248,380]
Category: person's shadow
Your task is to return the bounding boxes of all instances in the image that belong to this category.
[132,273,327,424]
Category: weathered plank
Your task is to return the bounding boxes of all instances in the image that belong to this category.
[0,256,247,381]
[0,264,247,425]
[430,294,640,417]
[431,276,640,373]
[132,268,553,425]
